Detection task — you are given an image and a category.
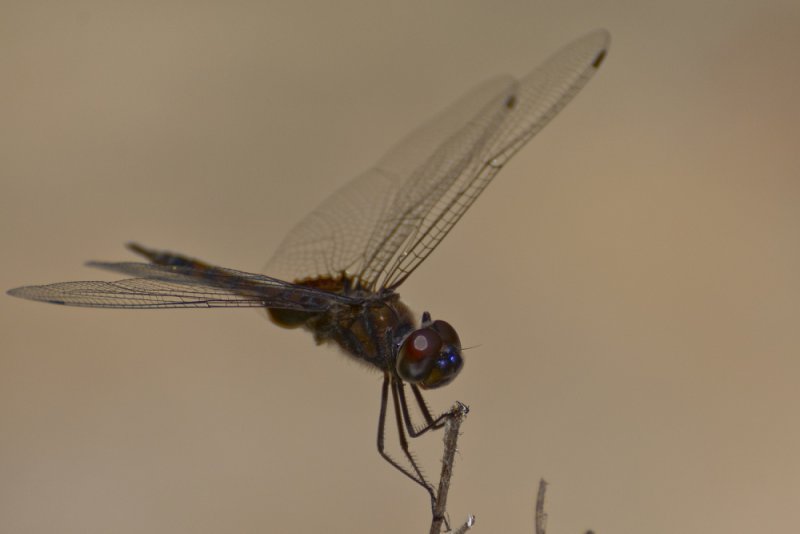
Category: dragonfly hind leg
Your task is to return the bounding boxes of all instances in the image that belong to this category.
[376,374,438,517]
[377,373,460,526]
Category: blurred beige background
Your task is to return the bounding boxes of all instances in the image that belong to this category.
[2,1,799,533]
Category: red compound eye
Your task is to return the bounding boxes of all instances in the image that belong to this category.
[396,320,464,389]
[431,320,460,348]
[396,328,441,383]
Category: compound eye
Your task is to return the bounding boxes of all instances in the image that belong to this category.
[419,343,463,390]
[396,328,442,383]
[431,320,461,348]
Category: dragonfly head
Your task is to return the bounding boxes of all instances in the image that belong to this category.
[396,314,463,389]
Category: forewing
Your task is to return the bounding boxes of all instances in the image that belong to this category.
[378,30,610,289]
[7,279,270,309]
[8,262,355,310]
[266,30,609,291]
[265,75,516,285]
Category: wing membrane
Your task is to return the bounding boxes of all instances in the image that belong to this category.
[9,261,357,310]
[8,279,268,309]
[265,75,516,286]
[381,31,609,288]
[266,30,610,290]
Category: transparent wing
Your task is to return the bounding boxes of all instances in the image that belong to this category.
[8,261,357,310]
[265,75,516,284]
[8,279,269,309]
[266,30,609,291]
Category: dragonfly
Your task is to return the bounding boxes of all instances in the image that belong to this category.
[9,30,609,518]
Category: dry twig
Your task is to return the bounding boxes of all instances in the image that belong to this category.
[535,479,548,534]
[428,402,471,534]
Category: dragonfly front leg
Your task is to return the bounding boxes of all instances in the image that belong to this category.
[397,382,450,438]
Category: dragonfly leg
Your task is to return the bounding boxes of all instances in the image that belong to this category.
[396,383,450,438]
[376,374,443,521]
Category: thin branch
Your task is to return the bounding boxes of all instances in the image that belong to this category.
[429,402,471,534]
[535,480,595,534]
[451,514,476,534]
[535,478,548,534]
